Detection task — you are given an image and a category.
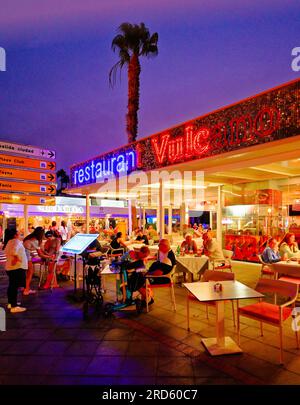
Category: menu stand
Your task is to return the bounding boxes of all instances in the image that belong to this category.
[60,234,99,302]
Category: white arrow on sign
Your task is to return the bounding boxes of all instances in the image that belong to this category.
[0,141,56,160]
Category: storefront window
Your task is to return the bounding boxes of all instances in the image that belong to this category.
[222,176,300,262]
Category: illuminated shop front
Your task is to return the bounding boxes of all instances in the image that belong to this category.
[1,196,128,236]
[68,78,300,262]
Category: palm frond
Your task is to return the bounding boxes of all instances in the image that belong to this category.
[109,60,122,87]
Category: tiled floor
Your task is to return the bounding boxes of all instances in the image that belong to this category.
[1,261,300,385]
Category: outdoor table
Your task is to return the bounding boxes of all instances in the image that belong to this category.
[183,280,263,356]
[271,261,300,289]
[176,255,208,282]
[272,260,300,272]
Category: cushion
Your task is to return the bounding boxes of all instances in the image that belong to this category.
[239,301,292,324]
[279,276,300,284]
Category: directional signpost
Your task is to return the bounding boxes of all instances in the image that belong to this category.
[0,180,56,195]
[0,194,55,205]
[0,141,56,160]
[0,154,56,171]
[0,168,56,183]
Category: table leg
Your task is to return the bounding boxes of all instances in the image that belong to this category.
[216,300,225,346]
[201,300,242,356]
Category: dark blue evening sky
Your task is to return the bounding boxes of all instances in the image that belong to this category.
[0,0,299,171]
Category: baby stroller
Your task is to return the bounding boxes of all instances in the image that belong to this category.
[104,256,145,317]
[82,254,107,319]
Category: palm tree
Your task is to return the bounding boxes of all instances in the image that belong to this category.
[109,22,158,143]
[56,169,70,194]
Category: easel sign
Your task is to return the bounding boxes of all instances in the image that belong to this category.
[60,233,99,255]
[61,233,99,293]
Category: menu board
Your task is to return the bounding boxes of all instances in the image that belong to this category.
[60,233,99,254]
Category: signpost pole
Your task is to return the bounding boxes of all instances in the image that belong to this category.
[74,254,77,293]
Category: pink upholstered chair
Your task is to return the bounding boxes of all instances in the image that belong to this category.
[257,254,275,278]
[237,278,299,364]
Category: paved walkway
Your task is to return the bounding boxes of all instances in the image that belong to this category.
[0,261,300,385]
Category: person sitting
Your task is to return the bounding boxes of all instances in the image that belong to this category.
[147,239,176,284]
[202,230,224,261]
[180,234,198,254]
[262,238,285,263]
[110,232,132,253]
[147,225,159,242]
[42,231,61,289]
[135,229,149,245]
[279,232,299,259]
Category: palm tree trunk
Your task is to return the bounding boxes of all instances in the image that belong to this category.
[127,54,140,143]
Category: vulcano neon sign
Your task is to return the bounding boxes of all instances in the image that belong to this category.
[150,106,280,165]
[72,150,136,186]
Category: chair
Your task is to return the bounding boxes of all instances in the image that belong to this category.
[257,254,275,278]
[237,278,299,364]
[186,270,236,331]
[211,249,233,271]
[30,256,46,287]
[109,248,124,257]
[145,265,177,313]
[0,250,6,280]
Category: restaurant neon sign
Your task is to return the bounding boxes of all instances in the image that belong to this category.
[73,150,136,186]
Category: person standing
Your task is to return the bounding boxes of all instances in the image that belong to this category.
[23,227,52,295]
[4,229,28,313]
[59,220,68,245]
[41,231,61,289]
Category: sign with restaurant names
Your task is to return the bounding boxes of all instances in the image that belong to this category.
[0,154,56,171]
[0,180,56,195]
[0,193,55,205]
[0,141,57,204]
[0,167,56,183]
[0,141,56,159]
[70,79,300,187]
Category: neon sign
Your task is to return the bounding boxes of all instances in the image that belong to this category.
[72,150,136,186]
[151,126,210,164]
[150,107,280,166]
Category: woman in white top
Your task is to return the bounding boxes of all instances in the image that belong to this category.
[4,228,28,313]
